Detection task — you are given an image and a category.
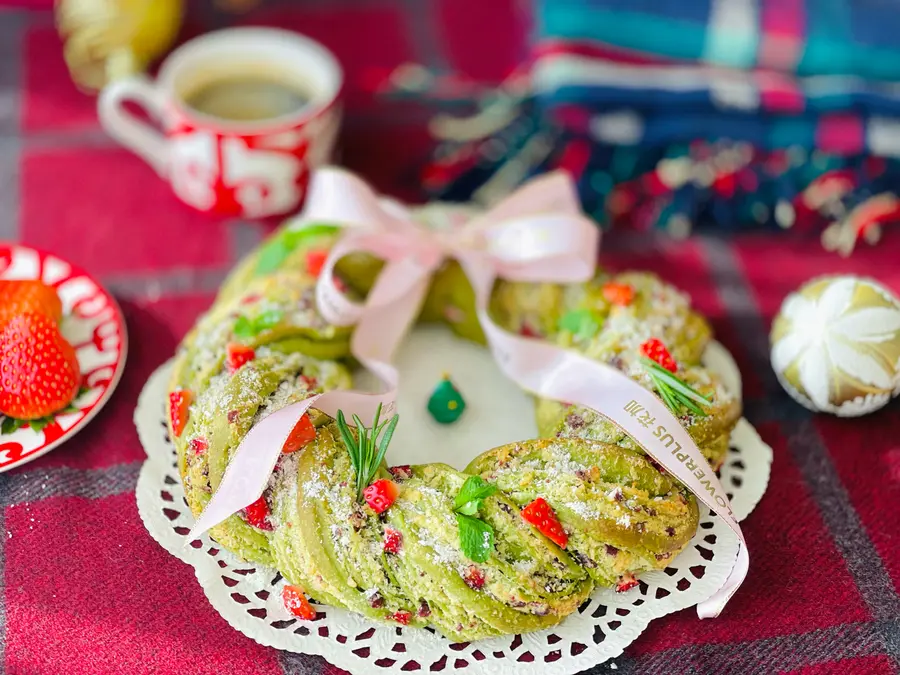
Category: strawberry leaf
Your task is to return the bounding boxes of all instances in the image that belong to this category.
[28,417,53,432]
[1,416,25,435]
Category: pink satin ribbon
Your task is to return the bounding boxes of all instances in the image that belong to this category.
[188,167,747,619]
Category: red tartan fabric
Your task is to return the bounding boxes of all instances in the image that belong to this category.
[0,3,898,675]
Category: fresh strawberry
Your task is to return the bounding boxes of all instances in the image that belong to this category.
[0,312,80,420]
[299,374,318,390]
[363,479,398,514]
[383,527,402,554]
[463,566,486,590]
[615,573,639,593]
[305,249,328,278]
[0,280,63,326]
[520,497,568,548]
[640,338,677,373]
[169,389,192,438]
[282,414,316,454]
[518,322,540,338]
[226,343,255,374]
[244,495,273,531]
[391,610,412,626]
[282,585,316,619]
[602,282,635,307]
[189,437,208,456]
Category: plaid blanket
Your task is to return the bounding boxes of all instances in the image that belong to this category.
[0,2,899,674]
[539,0,900,78]
[417,2,900,252]
[533,43,900,150]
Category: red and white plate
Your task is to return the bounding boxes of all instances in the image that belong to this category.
[0,244,128,473]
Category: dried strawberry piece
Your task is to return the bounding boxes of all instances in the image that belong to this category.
[227,410,239,423]
[363,479,398,514]
[520,497,568,548]
[640,338,677,373]
[226,343,255,374]
[299,374,318,390]
[305,249,328,278]
[388,465,413,481]
[282,414,316,454]
[383,527,402,554]
[391,610,412,625]
[519,323,540,338]
[463,566,486,590]
[615,573,639,593]
[169,389,192,438]
[189,437,208,456]
[244,495,273,531]
[602,282,635,307]
[282,585,316,619]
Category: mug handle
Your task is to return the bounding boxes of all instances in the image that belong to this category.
[98,75,169,176]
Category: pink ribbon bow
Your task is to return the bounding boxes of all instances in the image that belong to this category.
[188,167,747,619]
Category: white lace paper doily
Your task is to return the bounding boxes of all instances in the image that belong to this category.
[136,338,771,675]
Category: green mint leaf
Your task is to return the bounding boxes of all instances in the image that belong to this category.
[255,238,290,276]
[457,513,495,563]
[253,309,284,333]
[454,476,497,512]
[288,223,340,240]
[233,315,255,340]
[254,224,340,276]
[558,309,601,341]
[455,500,480,517]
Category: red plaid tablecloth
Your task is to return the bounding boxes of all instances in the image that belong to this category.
[1,3,899,674]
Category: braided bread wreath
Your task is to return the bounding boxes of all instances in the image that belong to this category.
[166,215,742,643]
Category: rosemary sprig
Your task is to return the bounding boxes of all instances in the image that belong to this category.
[336,403,400,501]
[640,357,713,417]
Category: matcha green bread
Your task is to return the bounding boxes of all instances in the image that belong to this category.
[166,218,740,641]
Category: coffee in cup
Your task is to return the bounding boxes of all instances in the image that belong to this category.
[98,28,342,218]
[182,75,312,122]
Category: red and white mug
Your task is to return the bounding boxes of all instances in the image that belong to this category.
[98,28,343,218]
